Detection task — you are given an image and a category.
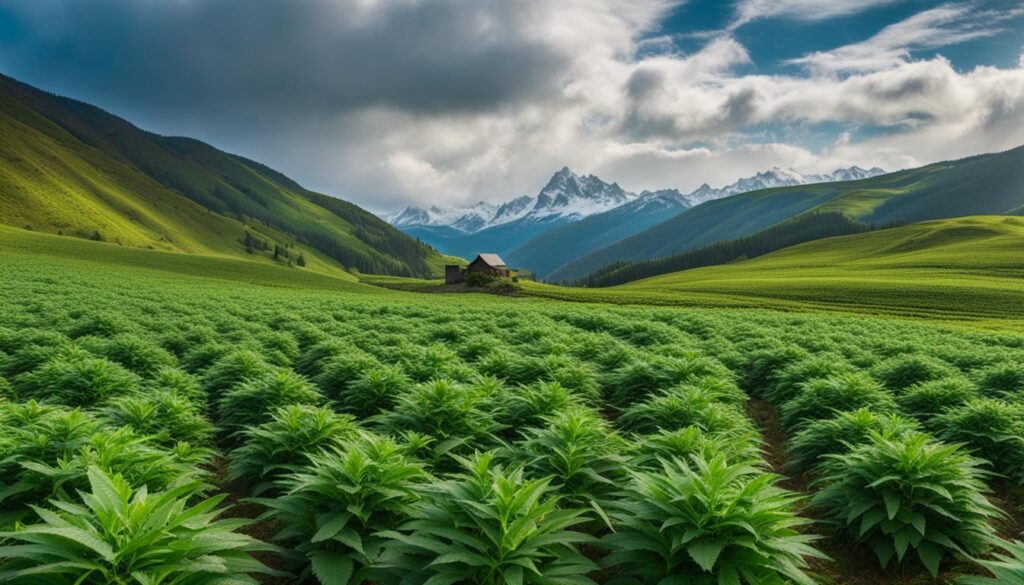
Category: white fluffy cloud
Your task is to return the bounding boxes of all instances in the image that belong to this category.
[3,0,1023,211]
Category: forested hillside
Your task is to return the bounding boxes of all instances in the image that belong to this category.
[0,73,448,277]
[549,146,1024,283]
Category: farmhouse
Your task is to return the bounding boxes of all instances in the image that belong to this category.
[445,253,510,284]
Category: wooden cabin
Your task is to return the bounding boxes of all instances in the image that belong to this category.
[445,253,510,284]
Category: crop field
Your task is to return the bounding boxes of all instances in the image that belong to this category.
[2,233,1024,584]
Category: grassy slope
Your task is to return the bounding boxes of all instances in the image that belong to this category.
[549,146,1024,282]
[0,73,445,278]
[0,225,371,292]
[525,216,1024,326]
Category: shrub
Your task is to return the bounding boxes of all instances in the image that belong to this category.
[254,434,427,585]
[871,354,959,393]
[14,354,141,407]
[628,426,762,469]
[146,365,203,402]
[464,271,496,287]
[492,381,581,430]
[66,312,131,338]
[296,340,353,378]
[374,379,497,458]
[898,378,979,425]
[217,369,323,438]
[386,451,597,585]
[94,333,177,378]
[738,343,808,396]
[201,349,273,397]
[811,432,1000,576]
[602,355,733,409]
[0,466,277,584]
[604,454,824,584]
[101,390,214,446]
[229,404,358,494]
[313,351,381,401]
[619,384,753,436]
[933,398,1024,477]
[779,373,896,432]
[971,362,1024,399]
[764,352,856,405]
[334,365,411,419]
[517,408,626,515]
[787,408,919,473]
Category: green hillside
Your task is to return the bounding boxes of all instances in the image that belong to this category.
[526,216,1024,324]
[548,147,1024,282]
[0,73,449,278]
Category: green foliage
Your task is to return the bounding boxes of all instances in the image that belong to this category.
[492,381,582,430]
[628,426,762,469]
[619,383,753,435]
[898,378,979,425]
[871,354,959,392]
[14,355,141,407]
[374,379,497,457]
[313,351,381,402]
[811,432,1001,576]
[602,355,733,409]
[779,373,896,432]
[786,408,919,473]
[0,466,276,584]
[932,398,1024,477]
[91,334,177,378]
[959,538,1024,585]
[331,365,412,419]
[604,454,824,585]
[147,366,203,402]
[254,434,427,585]
[201,350,273,398]
[971,362,1024,399]
[216,369,323,438]
[100,390,214,446]
[465,271,497,288]
[229,404,358,494]
[386,451,598,585]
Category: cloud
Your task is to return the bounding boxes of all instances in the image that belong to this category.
[730,0,904,29]
[787,3,1022,73]
[0,0,1022,212]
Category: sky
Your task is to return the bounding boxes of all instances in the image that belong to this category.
[0,0,1022,213]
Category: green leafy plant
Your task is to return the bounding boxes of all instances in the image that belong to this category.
[971,362,1024,399]
[373,378,497,458]
[811,432,1001,576]
[229,404,358,494]
[384,451,597,585]
[959,538,1024,585]
[313,351,381,402]
[492,380,581,430]
[217,369,323,438]
[14,354,141,407]
[602,355,733,409]
[897,378,979,426]
[604,454,824,585]
[0,466,278,584]
[201,349,273,397]
[628,426,762,469]
[100,390,214,446]
[517,407,625,520]
[779,373,896,432]
[932,398,1024,478]
[618,383,753,435]
[146,366,203,402]
[871,354,959,392]
[93,333,177,378]
[253,433,427,585]
[333,364,411,419]
[764,352,856,405]
[786,408,919,473]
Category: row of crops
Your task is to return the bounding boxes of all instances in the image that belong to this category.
[1,266,1024,584]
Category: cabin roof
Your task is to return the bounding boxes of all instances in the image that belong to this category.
[474,253,507,268]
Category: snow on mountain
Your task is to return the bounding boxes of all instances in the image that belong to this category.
[385,165,885,232]
[687,165,887,204]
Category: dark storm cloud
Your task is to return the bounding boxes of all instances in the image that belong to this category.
[0,0,571,117]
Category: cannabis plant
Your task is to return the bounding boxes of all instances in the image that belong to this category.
[811,432,1000,576]
[101,390,214,446]
[253,433,427,585]
[932,397,1024,478]
[779,373,896,432]
[628,426,762,469]
[897,378,979,426]
[871,354,959,392]
[959,538,1024,585]
[216,368,323,438]
[786,408,919,473]
[333,365,411,419]
[604,454,824,585]
[0,466,278,584]
[229,404,358,494]
[619,384,753,435]
[384,451,598,585]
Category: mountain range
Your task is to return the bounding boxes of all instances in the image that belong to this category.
[0,73,451,278]
[386,164,885,276]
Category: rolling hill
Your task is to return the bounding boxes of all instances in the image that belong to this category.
[547,146,1024,283]
[527,216,1024,323]
[0,73,450,278]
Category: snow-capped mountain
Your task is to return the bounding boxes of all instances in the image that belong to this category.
[386,167,640,235]
[385,164,885,238]
[687,166,887,204]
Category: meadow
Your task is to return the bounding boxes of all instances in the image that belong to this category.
[2,228,1024,584]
